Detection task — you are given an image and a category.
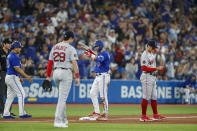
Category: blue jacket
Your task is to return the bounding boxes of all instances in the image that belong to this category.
[183,75,196,89]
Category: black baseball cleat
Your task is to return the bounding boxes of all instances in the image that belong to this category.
[3,115,16,119]
[10,113,17,118]
[19,114,32,119]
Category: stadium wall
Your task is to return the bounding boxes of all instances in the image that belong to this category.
[13,79,186,104]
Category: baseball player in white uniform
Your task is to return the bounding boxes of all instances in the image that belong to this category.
[84,40,110,121]
[140,40,166,122]
[46,31,80,128]
[3,41,32,119]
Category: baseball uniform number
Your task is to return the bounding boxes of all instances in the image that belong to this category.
[53,52,66,62]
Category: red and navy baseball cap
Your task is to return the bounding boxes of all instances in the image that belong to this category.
[147,40,157,49]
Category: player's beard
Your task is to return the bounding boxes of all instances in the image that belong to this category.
[16,48,21,54]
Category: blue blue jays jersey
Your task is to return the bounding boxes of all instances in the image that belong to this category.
[95,51,110,73]
[7,52,21,76]
[183,77,196,89]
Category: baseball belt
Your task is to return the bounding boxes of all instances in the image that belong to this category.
[54,67,70,70]
[143,71,157,76]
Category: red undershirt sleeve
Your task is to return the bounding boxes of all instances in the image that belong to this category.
[47,60,53,77]
[141,66,156,72]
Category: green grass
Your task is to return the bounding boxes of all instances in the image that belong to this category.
[0,104,197,131]
[9,105,197,117]
[0,123,197,131]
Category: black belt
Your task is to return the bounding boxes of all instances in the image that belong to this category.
[143,71,156,76]
[96,72,109,76]
[54,67,69,70]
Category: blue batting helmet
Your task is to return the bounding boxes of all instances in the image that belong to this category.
[93,40,104,52]
[10,41,22,50]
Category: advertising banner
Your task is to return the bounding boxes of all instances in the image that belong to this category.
[13,79,185,104]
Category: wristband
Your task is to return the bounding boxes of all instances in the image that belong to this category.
[76,73,80,79]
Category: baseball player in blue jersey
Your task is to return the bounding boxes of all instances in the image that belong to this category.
[84,40,110,121]
[3,41,32,119]
[183,74,197,104]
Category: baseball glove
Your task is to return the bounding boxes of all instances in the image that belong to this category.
[42,79,52,92]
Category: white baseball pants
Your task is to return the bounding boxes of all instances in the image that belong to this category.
[184,88,197,104]
[3,75,26,116]
[90,73,110,114]
[140,73,157,100]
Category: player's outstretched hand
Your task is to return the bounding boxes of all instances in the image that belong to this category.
[88,49,96,55]
[84,51,92,57]
[26,76,32,82]
[75,78,80,86]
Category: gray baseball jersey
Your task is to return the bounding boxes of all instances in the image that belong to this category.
[140,50,157,100]
[141,51,156,68]
[49,41,78,126]
[49,42,78,69]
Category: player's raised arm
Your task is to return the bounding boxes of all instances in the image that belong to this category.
[83,50,97,60]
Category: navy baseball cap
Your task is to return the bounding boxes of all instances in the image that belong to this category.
[64,31,74,40]
[147,40,157,49]
[2,38,12,44]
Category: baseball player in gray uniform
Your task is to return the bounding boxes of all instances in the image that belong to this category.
[46,31,80,128]
[140,40,166,122]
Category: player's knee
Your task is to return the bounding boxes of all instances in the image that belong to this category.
[90,91,96,98]
[6,95,14,100]
[101,97,105,103]
[143,97,147,100]
[151,95,157,100]
[17,93,25,99]
[143,95,149,100]
[151,97,157,100]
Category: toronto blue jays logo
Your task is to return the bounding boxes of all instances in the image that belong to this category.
[98,63,101,67]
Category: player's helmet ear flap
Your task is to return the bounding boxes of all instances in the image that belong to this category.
[10,41,22,50]
[64,31,74,40]
[93,40,104,52]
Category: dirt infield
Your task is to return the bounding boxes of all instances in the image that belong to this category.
[0,104,196,124]
[0,114,197,124]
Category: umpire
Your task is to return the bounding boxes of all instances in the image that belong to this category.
[0,38,14,117]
